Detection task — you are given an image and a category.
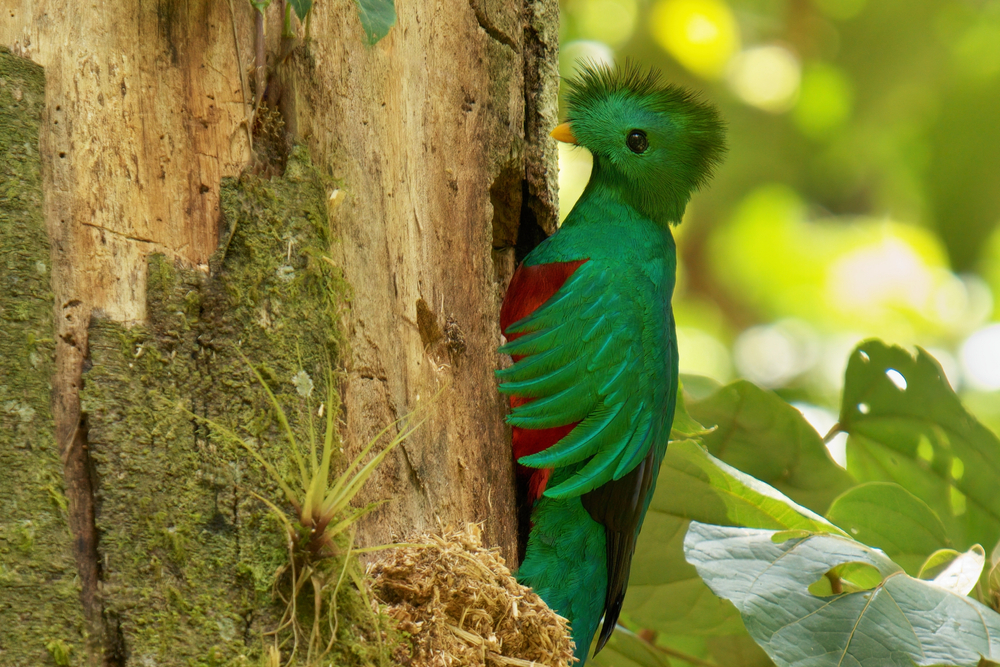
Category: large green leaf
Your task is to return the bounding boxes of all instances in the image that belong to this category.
[355,0,396,44]
[685,522,1000,667]
[702,635,774,667]
[626,439,845,634]
[590,629,673,667]
[825,481,949,575]
[594,630,773,667]
[649,440,844,534]
[839,340,1000,550]
[623,381,849,661]
[689,380,854,514]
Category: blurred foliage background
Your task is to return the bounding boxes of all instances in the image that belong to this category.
[555,0,1000,465]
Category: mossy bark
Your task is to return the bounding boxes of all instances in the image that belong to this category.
[80,147,374,665]
[2,0,559,662]
[0,48,87,666]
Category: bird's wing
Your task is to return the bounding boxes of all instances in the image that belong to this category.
[498,259,671,499]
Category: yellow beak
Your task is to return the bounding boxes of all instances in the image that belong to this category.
[550,122,578,145]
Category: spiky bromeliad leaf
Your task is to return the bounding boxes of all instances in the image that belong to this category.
[355,0,395,44]
[684,522,1000,667]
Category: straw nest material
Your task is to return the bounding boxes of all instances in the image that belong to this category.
[368,524,576,667]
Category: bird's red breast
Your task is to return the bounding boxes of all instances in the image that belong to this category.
[500,259,588,503]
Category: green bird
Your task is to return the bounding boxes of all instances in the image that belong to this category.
[497,62,726,663]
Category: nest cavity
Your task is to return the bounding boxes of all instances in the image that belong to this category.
[369,524,576,667]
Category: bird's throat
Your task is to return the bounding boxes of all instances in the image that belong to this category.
[577,155,690,227]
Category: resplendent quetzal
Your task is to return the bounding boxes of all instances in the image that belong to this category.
[497,63,726,663]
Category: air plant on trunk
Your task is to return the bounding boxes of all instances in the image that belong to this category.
[190,351,428,665]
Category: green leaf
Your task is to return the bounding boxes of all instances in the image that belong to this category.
[702,635,774,667]
[594,630,771,667]
[685,522,1000,667]
[671,379,713,440]
[590,629,672,667]
[626,440,844,634]
[287,0,312,21]
[650,441,845,534]
[930,545,986,595]
[627,381,847,656]
[918,548,962,579]
[355,0,396,44]
[680,373,722,401]
[825,481,949,575]
[689,380,854,514]
[250,0,272,13]
[839,340,1000,550]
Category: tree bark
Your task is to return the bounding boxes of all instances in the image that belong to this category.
[0,0,558,663]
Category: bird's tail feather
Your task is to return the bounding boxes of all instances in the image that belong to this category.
[594,528,634,652]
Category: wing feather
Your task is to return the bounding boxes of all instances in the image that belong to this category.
[498,260,673,498]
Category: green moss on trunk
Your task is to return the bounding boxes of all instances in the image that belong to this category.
[0,48,88,667]
[82,147,378,665]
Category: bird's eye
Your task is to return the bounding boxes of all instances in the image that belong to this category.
[626,130,648,154]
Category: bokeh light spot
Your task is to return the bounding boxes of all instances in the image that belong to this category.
[959,324,1000,390]
[727,45,801,113]
[566,0,639,48]
[733,320,818,388]
[827,237,933,317]
[952,20,1000,80]
[650,0,739,79]
[793,62,853,138]
[677,326,733,382]
[560,40,615,83]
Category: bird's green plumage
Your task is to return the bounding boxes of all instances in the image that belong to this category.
[498,62,725,664]
[498,200,678,498]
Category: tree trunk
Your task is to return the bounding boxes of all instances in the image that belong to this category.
[0,0,558,662]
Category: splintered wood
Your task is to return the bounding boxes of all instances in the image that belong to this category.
[369,524,576,667]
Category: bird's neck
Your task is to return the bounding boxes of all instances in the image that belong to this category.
[576,155,690,227]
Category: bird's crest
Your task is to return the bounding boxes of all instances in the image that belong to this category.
[561,60,727,223]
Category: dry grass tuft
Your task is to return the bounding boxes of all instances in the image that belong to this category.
[369,524,576,667]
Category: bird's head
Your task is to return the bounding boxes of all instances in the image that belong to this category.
[554,61,727,225]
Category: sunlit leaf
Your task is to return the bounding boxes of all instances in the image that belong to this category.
[689,380,854,514]
[918,548,962,579]
[626,438,844,634]
[840,340,1000,551]
[825,481,948,575]
[685,523,1000,666]
[355,0,396,44]
[931,545,986,596]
